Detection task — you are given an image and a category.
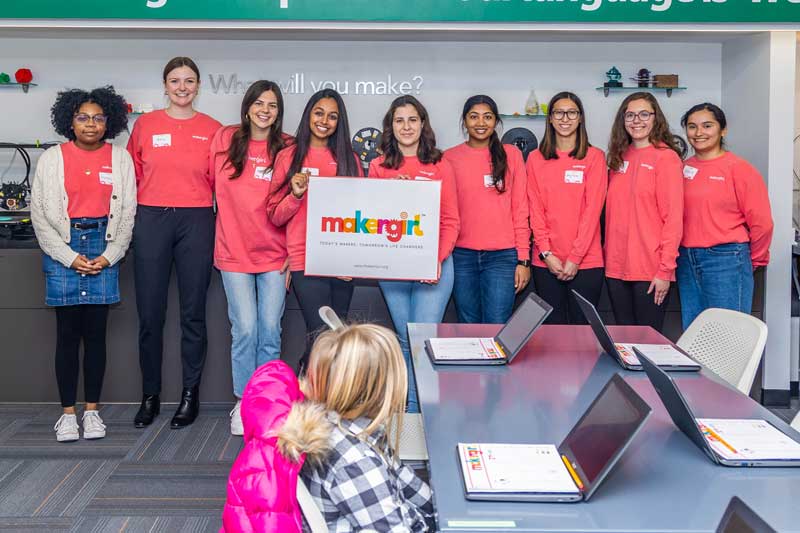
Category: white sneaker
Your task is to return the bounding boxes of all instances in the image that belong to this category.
[54,413,79,442]
[230,400,243,436]
[82,410,106,440]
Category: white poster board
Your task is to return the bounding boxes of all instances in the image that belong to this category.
[305,177,441,280]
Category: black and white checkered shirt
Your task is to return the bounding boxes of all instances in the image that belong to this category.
[301,413,434,532]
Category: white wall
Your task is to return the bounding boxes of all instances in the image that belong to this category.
[0,37,721,178]
[723,32,796,399]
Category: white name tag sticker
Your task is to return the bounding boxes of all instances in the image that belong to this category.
[98,172,113,185]
[483,174,494,188]
[253,166,273,181]
[564,170,584,184]
[683,165,698,180]
[619,161,629,174]
[414,176,432,181]
[302,167,320,176]
[152,134,172,148]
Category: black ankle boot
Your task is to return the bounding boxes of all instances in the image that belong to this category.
[170,386,199,429]
[134,394,160,428]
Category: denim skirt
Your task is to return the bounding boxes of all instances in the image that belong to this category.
[42,217,120,306]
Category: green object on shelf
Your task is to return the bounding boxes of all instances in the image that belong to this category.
[0,73,10,84]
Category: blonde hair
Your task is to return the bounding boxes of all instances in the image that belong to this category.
[303,323,407,453]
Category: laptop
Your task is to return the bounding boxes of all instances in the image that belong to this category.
[635,347,800,467]
[425,292,552,365]
[572,289,700,372]
[457,373,651,502]
[715,496,777,533]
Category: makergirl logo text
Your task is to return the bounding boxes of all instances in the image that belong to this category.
[320,210,424,245]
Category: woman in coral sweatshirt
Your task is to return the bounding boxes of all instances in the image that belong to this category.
[267,89,361,373]
[127,57,222,429]
[605,92,683,331]
[527,92,607,324]
[368,95,460,413]
[677,102,773,329]
[211,80,292,436]
[444,94,530,324]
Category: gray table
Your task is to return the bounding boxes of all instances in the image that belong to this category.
[409,323,800,533]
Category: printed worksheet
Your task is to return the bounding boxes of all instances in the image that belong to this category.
[458,443,579,493]
[616,343,697,367]
[427,338,503,360]
[697,418,800,460]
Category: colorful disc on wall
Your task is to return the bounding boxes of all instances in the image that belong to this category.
[352,127,382,175]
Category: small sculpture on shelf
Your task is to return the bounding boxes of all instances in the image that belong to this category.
[604,66,623,88]
[524,89,540,115]
[14,69,33,85]
[631,68,652,88]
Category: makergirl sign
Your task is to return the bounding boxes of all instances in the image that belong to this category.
[305,177,441,280]
[2,0,800,23]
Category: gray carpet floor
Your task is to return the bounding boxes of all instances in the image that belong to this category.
[0,403,241,533]
[0,400,797,533]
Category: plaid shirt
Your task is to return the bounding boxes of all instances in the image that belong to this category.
[301,413,434,532]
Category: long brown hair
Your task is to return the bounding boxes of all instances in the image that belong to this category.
[461,95,507,193]
[607,92,680,172]
[379,95,442,169]
[223,80,287,179]
[539,91,591,161]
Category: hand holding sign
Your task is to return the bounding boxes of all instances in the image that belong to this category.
[290,171,310,199]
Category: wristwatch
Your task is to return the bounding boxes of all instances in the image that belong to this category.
[517,259,531,268]
[538,250,552,261]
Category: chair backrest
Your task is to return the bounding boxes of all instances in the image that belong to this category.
[388,413,429,462]
[296,478,327,533]
[676,308,768,395]
[792,412,800,432]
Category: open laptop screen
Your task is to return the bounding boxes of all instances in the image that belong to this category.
[495,293,552,361]
[559,375,651,491]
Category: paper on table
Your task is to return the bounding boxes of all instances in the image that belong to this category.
[428,338,504,360]
[616,343,696,367]
[458,443,579,493]
[697,418,800,460]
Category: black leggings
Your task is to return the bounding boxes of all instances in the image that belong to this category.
[532,267,605,325]
[55,305,109,407]
[291,271,354,371]
[605,277,670,332]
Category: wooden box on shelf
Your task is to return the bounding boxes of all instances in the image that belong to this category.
[654,74,679,88]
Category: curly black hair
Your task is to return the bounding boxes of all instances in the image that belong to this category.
[50,86,128,141]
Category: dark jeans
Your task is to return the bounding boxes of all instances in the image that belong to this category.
[606,277,670,331]
[452,247,518,324]
[134,206,215,394]
[291,271,354,371]
[676,243,754,330]
[532,267,605,324]
[55,304,109,407]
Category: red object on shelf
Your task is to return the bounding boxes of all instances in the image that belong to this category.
[14,69,33,84]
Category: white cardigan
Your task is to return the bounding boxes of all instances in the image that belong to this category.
[31,143,137,267]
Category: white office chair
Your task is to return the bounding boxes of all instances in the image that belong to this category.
[676,308,768,395]
[297,479,327,533]
[791,411,800,432]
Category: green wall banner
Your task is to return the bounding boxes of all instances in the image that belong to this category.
[2,0,799,23]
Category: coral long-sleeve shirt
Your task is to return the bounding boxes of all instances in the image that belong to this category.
[443,143,530,260]
[526,147,607,269]
[211,126,289,273]
[368,154,461,264]
[604,144,684,282]
[126,109,221,207]
[681,152,773,267]
[62,141,113,218]
[267,145,361,272]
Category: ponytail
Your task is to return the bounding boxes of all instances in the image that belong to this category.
[488,132,508,193]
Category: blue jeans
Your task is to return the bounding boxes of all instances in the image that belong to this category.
[676,243,754,330]
[379,255,454,413]
[452,247,518,323]
[220,270,287,397]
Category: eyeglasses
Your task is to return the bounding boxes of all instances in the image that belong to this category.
[74,114,108,125]
[624,110,654,122]
[551,109,580,121]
